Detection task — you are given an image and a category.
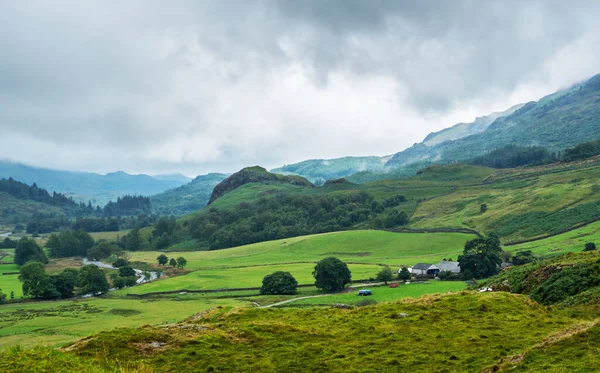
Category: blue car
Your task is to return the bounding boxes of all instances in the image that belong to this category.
[358,289,372,296]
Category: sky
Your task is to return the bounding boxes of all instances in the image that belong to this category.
[1,0,600,176]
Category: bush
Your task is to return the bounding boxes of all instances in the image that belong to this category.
[584,242,597,251]
[513,250,535,265]
[260,271,298,295]
[438,271,462,281]
[313,257,352,293]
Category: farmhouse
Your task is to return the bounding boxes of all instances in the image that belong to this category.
[437,260,460,274]
[411,263,439,276]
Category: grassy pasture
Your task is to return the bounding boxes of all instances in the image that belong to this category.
[411,161,600,240]
[508,220,600,257]
[130,230,475,269]
[21,292,576,373]
[0,297,244,349]
[289,281,467,306]
[114,263,383,295]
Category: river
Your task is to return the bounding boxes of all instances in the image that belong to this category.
[81,258,160,297]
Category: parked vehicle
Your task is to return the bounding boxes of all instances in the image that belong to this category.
[358,289,372,296]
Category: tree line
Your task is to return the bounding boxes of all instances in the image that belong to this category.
[467,140,600,169]
[187,192,409,250]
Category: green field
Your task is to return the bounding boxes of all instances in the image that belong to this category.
[130,230,475,269]
[0,297,243,349]
[411,161,600,241]
[508,220,600,257]
[115,263,383,295]
[289,281,467,306]
[5,292,578,372]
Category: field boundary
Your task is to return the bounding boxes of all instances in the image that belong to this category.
[503,216,600,247]
[381,227,482,237]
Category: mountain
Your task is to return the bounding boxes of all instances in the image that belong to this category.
[208,166,313,205]
[0,161,188,205]
[384,74,600,169]
[271,156,391,184]
[421,104,524,147]
[151,174,192,184]
[150,173,228,216]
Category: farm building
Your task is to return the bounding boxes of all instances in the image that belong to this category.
[437,260,460,273]
[411,263,439,276]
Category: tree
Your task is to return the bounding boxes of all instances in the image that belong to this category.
[78,265,109,294]
[50,269,78,298]
[312,257,352,293]
[458,234,502,279]
[19,261,59,299]
[124,228,143,251]
[376,266,394,284]
[112,276,126,289]
[74,230,95,256]
[112,258,129,268]
[157,254,169,266]
[513,250,535,265]
[119,265,136,278]
[0,289,6,304]
[260,271,298,295]
[87,240,115,260]
[15,238,48,266]
[398,267,411,281]
[176,257,187,269]
[480,204,488,213]
[584,242,597,251]
[169,258,177,267]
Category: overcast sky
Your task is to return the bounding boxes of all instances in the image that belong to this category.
[1,0,600,176]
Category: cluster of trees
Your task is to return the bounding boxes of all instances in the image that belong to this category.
[156,254,187,269]
[467,140,600,170]
[14,238,48,266]
[103,195,152,217]
[18,261,109,300]
[0,237,17,249]
[260,257,352,295]
[27,213,159,235]
[188,192,408,250]
[46,230,95,258]
[458,234,503,279]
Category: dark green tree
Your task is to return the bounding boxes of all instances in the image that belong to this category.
[584,242,597,251]
[86,240,115,260]
[260,271,298,295]
[376,266,394,284]
[50,268,78,298]
[398,267,411,281]
[480,203,488,213]
[312,257,352,293]
[157,254,169,266]
[18,261,59,299]
[112,276,126,289]
[458,234,502,279]
[169,258,177,267]
[112,258,129,268]
[119,265,136,278]
[15,238,48,266]
[176,257,187,269]
[124,228,143,251]
[513,250,535,265]
[78,265,109,294]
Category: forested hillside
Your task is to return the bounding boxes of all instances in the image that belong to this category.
[150,173,228,216]
[0,161,188,205]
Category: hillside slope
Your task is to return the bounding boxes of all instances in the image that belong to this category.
[150,173,228,216]
[0,161,188,205]
[385,74,600,170]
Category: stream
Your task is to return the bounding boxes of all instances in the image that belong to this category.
[81,258,160,297]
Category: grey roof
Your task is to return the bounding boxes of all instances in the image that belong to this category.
[438,261,460,272]
[412,263,434,270]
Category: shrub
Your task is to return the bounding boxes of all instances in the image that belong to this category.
[260,271,298,295]
[438,271,462,281]
[584,242,597,251]
[313,257,352,293]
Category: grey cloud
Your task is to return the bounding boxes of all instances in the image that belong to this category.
[0,0,599,175]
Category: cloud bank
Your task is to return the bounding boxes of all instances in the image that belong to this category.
[1,0,599,175]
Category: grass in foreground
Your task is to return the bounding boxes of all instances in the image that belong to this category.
[0,297,244,349]
[288,281,467,307]
[12,292,575,373]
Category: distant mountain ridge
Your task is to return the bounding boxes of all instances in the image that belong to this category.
[151,173,228,216]
[0,161,189,205]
